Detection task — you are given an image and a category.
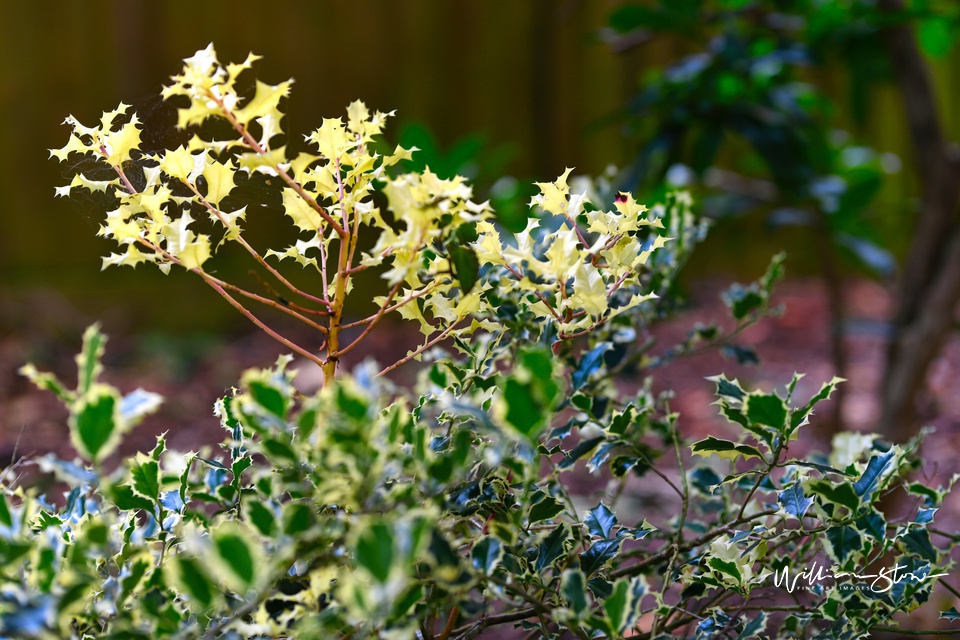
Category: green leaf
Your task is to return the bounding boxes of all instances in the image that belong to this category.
[709,374,746,400]
[172,557,214,609]
[76,323,106,395]
[790,460,849,476]
[603,579,630,634]
[856,510,886,541]
[110,484,154,511]
[908,481,943,508]
[336,384,368,420]
[528,494,564,524]
[722,283,764,321]
[503,378,543,440]
[283,503,314,535]
[449,243,479,294]
[130,454,161,504]
[536,524,569,573]
[746,392,787,431]
[471,536,503,575]
[35,511,62,530]
[762,252,786,294]
[790,376,844,433]
[940,607,960,621]
[721,344,760,365]
[901,529,938,563]
[825,526,862,565]
[559,436,605,469]
[573,342,612,390]
[853,451,895,498]
[18,364,72,403]
[736,611,768,639]
[580,538,622,577]
[585,502,618,539]
[262,438,298,463]
[356,522,394,584]
[246,380,288,418]
[246,501,276,537]
[0,494,12,529]
[561,569,589,614]
[691,436,765,462]
[708,556,742,583]
[810,480,860,513]
[213,526,259,590]
[119,557,150,604]
[919,17,954,58]
[70,385,122,462]
[778,482,813,520]
[630,520,657,541]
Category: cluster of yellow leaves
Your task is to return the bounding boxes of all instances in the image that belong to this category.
[474,168,668,336]
[368,170,501,352]
[51,45,670,365]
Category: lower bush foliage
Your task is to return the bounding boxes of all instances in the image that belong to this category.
[6,46,957,639]
[8,318,958,638]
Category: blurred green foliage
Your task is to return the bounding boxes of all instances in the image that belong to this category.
[604,0,960,278]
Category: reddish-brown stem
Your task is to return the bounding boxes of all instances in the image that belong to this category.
[217,278,328,334]
[341,282,440,329]
[563,212,590,249]
[209,90,348,239]
[107,152,330,337]
[107,153,138,194]
[344,264,371,275]
[248,271,330,317]
[377,320,463,377]
[202,276,327,369]
[436,607,459,640]
[503,263,563,324]
[336,282,401,357]
[136,238,326,368]
[558,320,604,341]
[184,180,332,309]
[607,271,631,296]
[450,608,537,638]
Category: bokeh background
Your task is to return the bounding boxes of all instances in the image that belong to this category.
[9,0,960,329]
[3,0,960,459]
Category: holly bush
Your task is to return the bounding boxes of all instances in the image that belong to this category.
[4,46,956,639]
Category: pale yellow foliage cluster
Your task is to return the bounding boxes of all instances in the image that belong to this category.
[478,168,667,337]
[51,45,669,376]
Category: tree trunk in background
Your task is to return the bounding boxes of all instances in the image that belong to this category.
[878,0,960,441]
[812,210,848,435]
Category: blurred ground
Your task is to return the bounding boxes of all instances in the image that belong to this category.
[7,277,959,464]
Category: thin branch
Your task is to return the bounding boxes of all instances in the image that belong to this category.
[136,238,326,369]
[450,607,537,638]
[201,276,326,369]
[502,263,564,324]
[247,270,330,317]
[208,90,348,238]
[335,282,402,357]
[214,277,328,334]
[611,509,779,579]
[938,580,960,602]
[183,179,331,309]
[341,282,440,329]
[377,320,463,377]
